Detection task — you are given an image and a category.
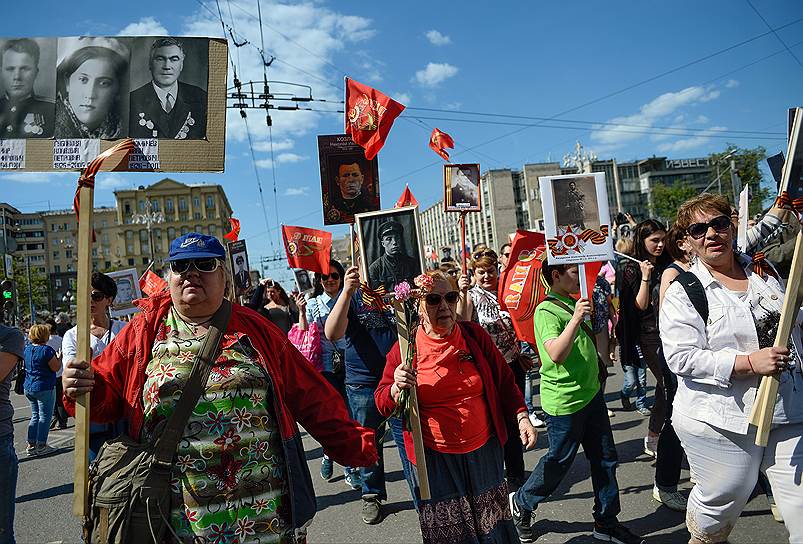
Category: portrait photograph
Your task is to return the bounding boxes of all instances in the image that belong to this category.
[0,37,57,139]
[355,205,425,292]
[539,172,613,265]
[444,163,481,212]
[227,239,251,297]
[318,134,380,225]
[293,269,313,294]
[128,36,208,140]
[54,36,130,139]
[107,267,142,318]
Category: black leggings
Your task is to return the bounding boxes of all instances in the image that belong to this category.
[654,348,684,489]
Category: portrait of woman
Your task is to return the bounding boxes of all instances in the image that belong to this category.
[54,37,129,139]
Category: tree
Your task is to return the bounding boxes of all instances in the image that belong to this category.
[709,144,770,217]
[651,181,699,223]
[12,255,50,323]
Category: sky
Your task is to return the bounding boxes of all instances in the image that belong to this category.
[1,0,800,282]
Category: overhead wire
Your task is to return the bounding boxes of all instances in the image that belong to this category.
[745,0,803,70]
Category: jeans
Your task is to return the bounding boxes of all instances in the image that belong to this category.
[0,433,17,544]
[621,364,647,409]
[515,390,621,526]
[322,371,355,476]
[25,388,55,445]
[524,368,537,413]
[346,383,388,500]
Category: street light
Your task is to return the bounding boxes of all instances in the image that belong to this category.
[131,197,166,265]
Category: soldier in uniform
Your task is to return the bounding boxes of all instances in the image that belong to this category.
[328,161,374,223]
[367,220,420,292]
[129,37,207,140]
[0,39,54,138]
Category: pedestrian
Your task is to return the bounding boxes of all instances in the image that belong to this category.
[302,259,362,490]
[660,194,803,543]
[463,248,534,489]
[509,262,644,544]
[592,266,616,419]
[0,323,25,544]
[376,270,538,543]
[23,324,61,456]
[45,320,67,430]
[325,265,416,524]
[62,232,378,542]
[61,271,127,461]
[247,278,299,334]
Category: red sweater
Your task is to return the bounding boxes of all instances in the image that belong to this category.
[64,291,377,528]
[375,321,527,465]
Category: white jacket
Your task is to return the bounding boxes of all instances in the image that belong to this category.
[660,254,803,434]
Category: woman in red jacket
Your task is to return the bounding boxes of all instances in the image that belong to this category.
[375,271,538,544]
[63,232,377,543]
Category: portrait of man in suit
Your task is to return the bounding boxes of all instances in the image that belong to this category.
[233,254,251,291]
[129,37,207,140]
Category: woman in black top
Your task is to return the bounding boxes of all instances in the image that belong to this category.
[247,278,300,334]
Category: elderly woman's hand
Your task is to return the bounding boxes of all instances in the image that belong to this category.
[62,359,94,398]
[457,273,471,293]
[390,361,416,402]
[744,347,792,376]
[517,414,538,450]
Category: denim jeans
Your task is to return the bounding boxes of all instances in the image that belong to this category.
[515,390,621,525]
[0,433,17,544]
[346,383,388,500]
[322,371,355,476]
[524,369,537,413]
[620,364,647,409]
[25,388,55,445]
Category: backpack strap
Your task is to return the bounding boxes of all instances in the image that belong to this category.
[673,271,708,323]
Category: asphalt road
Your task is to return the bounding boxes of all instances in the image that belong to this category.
[10,368,790,543]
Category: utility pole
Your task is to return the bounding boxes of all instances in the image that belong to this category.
[612,159,623,214]
[729,159,741,207]
[25,254,34,323]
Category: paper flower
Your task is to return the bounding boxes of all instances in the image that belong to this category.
[394,281,412,302]
[414,274,434,293]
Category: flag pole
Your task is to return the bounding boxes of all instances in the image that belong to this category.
[460,211,467,276]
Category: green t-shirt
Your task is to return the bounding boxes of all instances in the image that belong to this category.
[534,292,600,416]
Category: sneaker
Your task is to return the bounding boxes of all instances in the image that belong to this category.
[36,444,57,456]
[620,393,633,411]
[25,444,37,457]
[644,435,658,458]
[345,470,362,490]
[637,406,652,416]
[508,492,534,543]
[607,409,615,418]
[652,485,687,511]
[319,457,333,480]
[528,413,546,428]
[361,496,382,525]
[593,521,645,544]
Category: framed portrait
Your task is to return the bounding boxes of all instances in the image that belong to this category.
[0,38,57,139]
[444,163,481,212]
[293,269,314,294]
[318,134,380,225]
[355,205,425,292]
[538,172,613,265]
[227,239,251,297]
[106,268,142,318]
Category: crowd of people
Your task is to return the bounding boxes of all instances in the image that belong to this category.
[0,191,801,543]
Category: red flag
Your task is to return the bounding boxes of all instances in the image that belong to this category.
[281,225,332,275]
[429,128,455,161]
[139,269,167,297]
[345,77,405,160]
[223,218,240,242]
[394,185,419,208]
[571,261,603,304]
[498,230,547,345]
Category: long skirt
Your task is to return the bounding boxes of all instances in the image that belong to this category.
[414,437,518,544]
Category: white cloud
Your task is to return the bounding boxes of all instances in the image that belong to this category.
[255,152,308,169]
[394,92,411,105]
[657,126,727,153]
[252,139,295,153]
[283,186,310,196]
[414,62,458,87]
[0,172,71,184]
[444,101,462,110]
[725,79,740,88]
[118,17,168,36]
[426,30,451,46]
[96,174,133,190]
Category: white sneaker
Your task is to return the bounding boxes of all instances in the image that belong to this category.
[652,484,687,511]
[607,409,615,418]
[528,413,545,428]
[644,435,658,458]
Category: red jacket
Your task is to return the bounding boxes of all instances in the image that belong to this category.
[65,291,377,529]
[375,321,527,465]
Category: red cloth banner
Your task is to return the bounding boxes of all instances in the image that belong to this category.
[139,269,167,297]
[395,185,419,208]
[282,225,332,275]
[223,217,241,242]
[498,230,547,345]
[345,77,405,160]
[429,128,455,161]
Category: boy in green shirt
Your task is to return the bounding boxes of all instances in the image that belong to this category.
[509,262,643,544]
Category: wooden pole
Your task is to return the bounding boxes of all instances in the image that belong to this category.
[460,212,467,276]
[349,223,356,269]
[611,159,623,214]
[72,183,93,519]
[392,300,430,501]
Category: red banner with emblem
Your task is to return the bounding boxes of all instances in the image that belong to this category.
[281,225,332,275]
[429,127,455,161]
[223,217,241,242]
[139,269,167,297]
[345,77,405,160]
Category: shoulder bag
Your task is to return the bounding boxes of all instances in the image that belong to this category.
[82,300,232,544]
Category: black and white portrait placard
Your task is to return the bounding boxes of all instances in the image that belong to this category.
[0,37,57,139]
[227,239,251,297]
[293,269,313,294]
[444,163,481,212]
[318,134,380,225]
[355,205,425,292]
[107,267,142,318]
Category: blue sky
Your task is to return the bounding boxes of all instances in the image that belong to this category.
[1,0,800,282]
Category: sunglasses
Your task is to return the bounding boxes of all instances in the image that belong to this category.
[687,215,731,240]
[424,291,460,306]
[473,249,497,260]
[502,252,511,258]
[321,272,341,281]
[90,291,108,302]
[169,258,222,275]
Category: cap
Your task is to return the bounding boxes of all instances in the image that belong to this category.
[378,221,403,240]
[166,232,226,262]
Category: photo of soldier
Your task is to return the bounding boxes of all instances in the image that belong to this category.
[356,207,425,293]
[0,38,56,138]
[318,134,380,225]
[444,163,481,212]
[552,175,600,231]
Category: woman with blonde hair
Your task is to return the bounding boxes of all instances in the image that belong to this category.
[23,324,60,456]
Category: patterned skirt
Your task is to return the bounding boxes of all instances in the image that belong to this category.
[416,437,517,544]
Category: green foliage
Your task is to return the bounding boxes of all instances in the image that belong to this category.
[12,255,50,322]
[709,144,770,217]
[651,181,699,223]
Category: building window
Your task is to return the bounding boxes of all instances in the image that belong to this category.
[181,226,189,235]
[206,211,215,220]
[206,196,215,209]
[209,225,217,236]
[168,227,176,240]
[126,230,133,240]
[124,202,131,215]
[55,278,61,287]
[151,199,160,212]
[53,251,59,259]
[194,212,201,220]
[67,264,74,272]
[179,197,187,211]
[127,243,134,253]
[166,199,174,212]
[128,258,135,266]
[143,257,149,265]
[138,199,145,212]
[193,196,200,209]
[65,249,72,259]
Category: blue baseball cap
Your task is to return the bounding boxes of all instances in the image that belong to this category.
[166,232,226,262]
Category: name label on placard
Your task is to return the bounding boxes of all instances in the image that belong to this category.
[53,139,100,169]
[128,139,160,170]
[0,140,25,169]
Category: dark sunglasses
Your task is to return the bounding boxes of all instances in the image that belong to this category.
[687,215,731,240]
[473,249,497,260]
[424,291,460,306]
[169,258,222,274]
[90,291,108,302]
[321,272,341,281]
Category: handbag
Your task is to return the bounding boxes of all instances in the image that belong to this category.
[82,300,232,544]
[288,321,323,371]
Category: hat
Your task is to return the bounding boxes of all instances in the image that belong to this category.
[378,220,404,240]
[166,232,226,262]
